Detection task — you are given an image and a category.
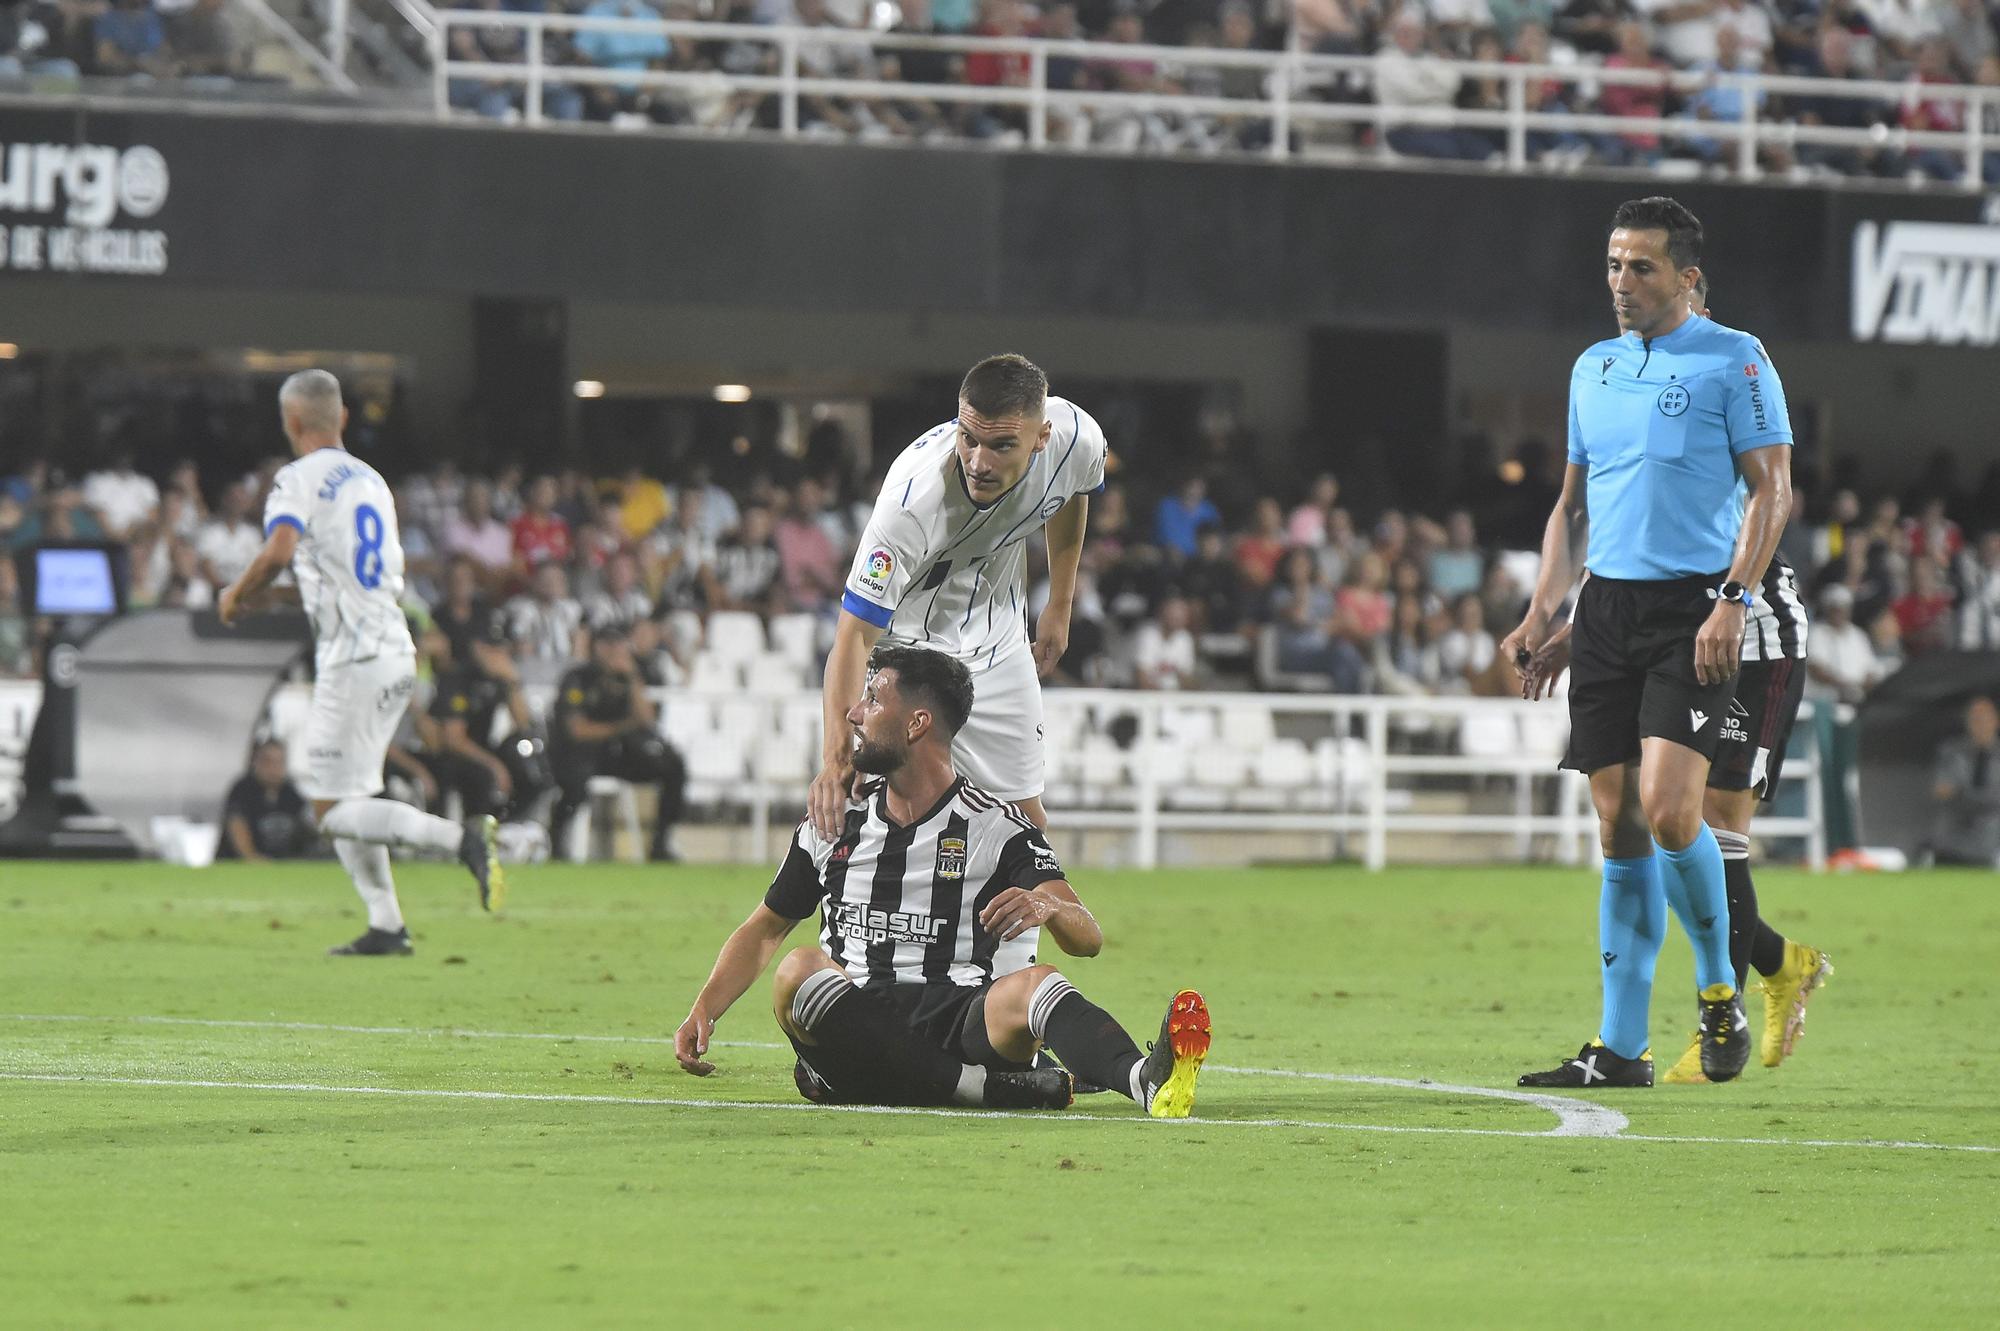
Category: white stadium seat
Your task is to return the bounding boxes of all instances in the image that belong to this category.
[689,650,741,692]
[706,610,767,663]
[766,613,819,665]
[745,653,805,694]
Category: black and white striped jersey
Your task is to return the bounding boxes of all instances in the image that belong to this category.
[763,777,1066,988]
[1741,552,1809,663]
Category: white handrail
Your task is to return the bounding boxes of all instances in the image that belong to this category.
[433,12,1994,191]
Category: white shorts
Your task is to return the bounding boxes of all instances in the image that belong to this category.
[300,653,418,801]
[950,647,1044,802]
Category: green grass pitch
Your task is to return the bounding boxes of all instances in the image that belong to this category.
[3,860,1998,1329]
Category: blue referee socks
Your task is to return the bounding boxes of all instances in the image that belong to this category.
[1656,823,1733,993]
[1598,855,1666,1061]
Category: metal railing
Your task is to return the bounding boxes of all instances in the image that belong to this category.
[432,11,1995,190]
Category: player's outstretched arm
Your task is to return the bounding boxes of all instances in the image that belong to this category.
[217,524,300,626]
[1034,496,1089,680]
[979,880,1102,957]
[675,905,800,1076]
[810,610,884,841]
[1500,462,1588,689]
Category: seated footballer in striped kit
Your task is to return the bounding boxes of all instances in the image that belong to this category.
[674,644,1210,1117]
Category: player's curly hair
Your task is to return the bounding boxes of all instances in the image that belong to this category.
[867,644,975,739]
[959,354,1048,420]
[1611,196,1703,272]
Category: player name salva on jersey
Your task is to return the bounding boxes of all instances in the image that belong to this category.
[264,450,416,669]
[841,397,1108,671]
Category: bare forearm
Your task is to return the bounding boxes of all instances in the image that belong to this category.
[821,618,878,764]
[231,546,290,599]
[692,919,792,1022]
[1528,505,1584,621]
[1726,473,1791,590]
[1043,497,1088,615]
[1042,897,1102,957]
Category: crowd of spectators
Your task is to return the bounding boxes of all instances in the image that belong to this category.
[7,446,1999,718]
[0,0,242,81]
[428,0,2000,182]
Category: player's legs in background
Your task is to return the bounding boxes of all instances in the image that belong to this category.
[1589,761,1664,1062]
[546,746,599,862]
[1704,785,1833,1068]
[600,732,687,861]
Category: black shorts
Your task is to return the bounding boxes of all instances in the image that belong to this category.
[1707,655,1804,802]
[786,980,1025,1105]
[1561,572,1739,775]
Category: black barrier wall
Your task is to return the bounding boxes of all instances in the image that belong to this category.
[1,102,1992,346]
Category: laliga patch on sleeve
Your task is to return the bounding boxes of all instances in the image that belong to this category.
[856,547,893,595]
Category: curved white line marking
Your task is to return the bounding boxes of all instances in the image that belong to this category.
[1211,1064,1629,1139]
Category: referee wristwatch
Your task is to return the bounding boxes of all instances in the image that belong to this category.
[1715,580,1756,609]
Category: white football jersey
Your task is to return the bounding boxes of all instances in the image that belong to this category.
[843,396,1108,669]
[264,448,415,669]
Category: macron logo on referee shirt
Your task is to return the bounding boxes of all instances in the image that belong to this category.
[1691,710,1710,732]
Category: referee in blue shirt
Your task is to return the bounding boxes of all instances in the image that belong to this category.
[1503,197,1793,1090]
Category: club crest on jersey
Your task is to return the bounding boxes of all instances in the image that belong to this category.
[1040,497,1065,519]
[936,836,966,881]
[858,548,893,594]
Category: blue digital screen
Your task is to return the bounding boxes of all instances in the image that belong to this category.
[35,547,118,615]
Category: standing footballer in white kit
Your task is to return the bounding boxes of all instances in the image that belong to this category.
[219,370,502,956]
[808,353,1105,849]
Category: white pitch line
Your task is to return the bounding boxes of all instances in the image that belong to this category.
[10,1014,1998,1154]
[4,1072,1997,1153]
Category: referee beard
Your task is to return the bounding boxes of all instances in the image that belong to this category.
[1501,200,1792,1087]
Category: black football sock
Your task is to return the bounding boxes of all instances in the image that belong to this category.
[1715,829,1758,993]
[1027,973,1144,1103]
[1749,920,1789,979]
[792,972,963,1107]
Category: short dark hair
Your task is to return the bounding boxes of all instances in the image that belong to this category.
[1693,271,1711,302]
[867,644,975,739]
[1611,196,1703,272]
[959,354,1048,420]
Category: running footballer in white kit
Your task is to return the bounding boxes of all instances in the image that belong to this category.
[807,353,1106,845]
[219,370,503,957]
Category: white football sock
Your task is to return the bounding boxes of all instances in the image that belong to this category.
[953,1065,988,1107]
[319,798,464,856]
[334,838,404,933]
[1129,1061,1149,1109]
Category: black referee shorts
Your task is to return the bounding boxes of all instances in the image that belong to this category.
[786,980,1027,1105]
[1707,655,1805,803]
[1561,572,1739,776]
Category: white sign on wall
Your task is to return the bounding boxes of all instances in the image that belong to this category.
[0,140,170,277]
[1851,220,2000,348]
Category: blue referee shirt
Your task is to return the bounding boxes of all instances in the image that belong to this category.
[1567,316,1792,581]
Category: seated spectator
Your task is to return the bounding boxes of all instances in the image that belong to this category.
[1863,0,1940,71]
[1598,19,1669,167]
[1,1,79,79]
[169,0,236,75]
[1427,508,1483,598]
[506,562,587,664]
[643,489,718,613]
[548,625,686,862]
[1100,541,1171,627]
[1270,547,1366,691]
[961,0,1033,142]
[1891,556,1955,654]
[573,0,671,122]
[1804,584,1886,704]
[1375,592,1442,696]
[707,502,784,615]
[1374,9,1490,161]
[1788,26,1892,176]
[1939,0,1996,79]
[1388,556,1439,619]
[1233,497,1290,590]
[1488,0,1559,47]
[93,0,168,76]
[584,550,655,636]
[421,622,547,823]
[1903,496,1964,564]
[81,450,158,542]
[159,537,214,610]
[1713,0,1773,67]
[195,479,262,590]
[1633,0,1721,67]
[1553,0,1633,57]
[217,740,314,862]
[1182,524,1247,632]
[1436,591,1496,691]
[1154,477,1221,560]
[511,474,573,574]
[443,479,515,588]
[403,462,465,547]
[616,465,672,545]
[1287,473,1340,548]
[432,556,498,664]
[1335,549,1393,655]
[1133,594,1199,689]
[395,484,445,606]
[775,479,843,607]
[683,464,742,543]
[1455,29,1512,158]
[1295,0,1372,55]
[1478,560,1524,633]
[1679,22,1767,165]
[1902,37,1970,180]
[1957,530,2000,650]
[1929,696,2000,867]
